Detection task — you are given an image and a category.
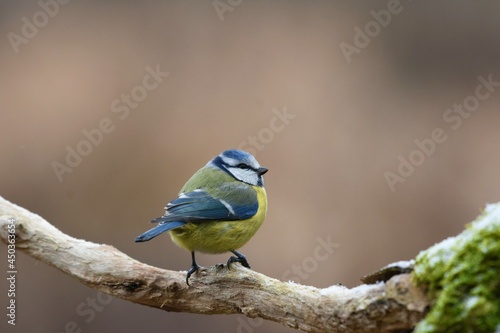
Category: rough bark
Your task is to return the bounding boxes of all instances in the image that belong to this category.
[0,196,428,332]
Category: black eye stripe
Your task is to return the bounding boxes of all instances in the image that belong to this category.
[217,158,257,172]
[236,163,260,172]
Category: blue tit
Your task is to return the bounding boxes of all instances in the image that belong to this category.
[135,149,268,285]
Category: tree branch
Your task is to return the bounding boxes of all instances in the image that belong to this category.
[0,196,428,332]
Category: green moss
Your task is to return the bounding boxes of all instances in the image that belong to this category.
[412,203,500,333]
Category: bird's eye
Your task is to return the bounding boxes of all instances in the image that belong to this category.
[237,163,249,169]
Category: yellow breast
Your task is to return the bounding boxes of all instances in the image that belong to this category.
[169,186,267,254]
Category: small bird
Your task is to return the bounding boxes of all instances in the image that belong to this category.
[135,149,268,285]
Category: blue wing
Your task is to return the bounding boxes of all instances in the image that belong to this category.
[151,186,258,224]
[135,184,258,243]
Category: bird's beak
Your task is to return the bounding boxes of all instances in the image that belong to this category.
[257,167,268,175]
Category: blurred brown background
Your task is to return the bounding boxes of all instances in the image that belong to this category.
[1,1,500,332]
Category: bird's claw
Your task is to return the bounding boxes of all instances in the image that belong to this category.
[227,250,251,269]
[186,263,201,286]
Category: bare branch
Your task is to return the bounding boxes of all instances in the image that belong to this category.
[0,196,428,332]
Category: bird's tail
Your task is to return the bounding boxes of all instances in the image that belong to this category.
[134,221,185,242]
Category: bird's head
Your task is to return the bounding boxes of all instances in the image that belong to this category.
[208,149,268,186]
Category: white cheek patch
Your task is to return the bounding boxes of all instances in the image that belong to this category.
[228,168,259,186]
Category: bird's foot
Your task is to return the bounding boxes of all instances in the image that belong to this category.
[186,263,201,286]
[227,250,251,269]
